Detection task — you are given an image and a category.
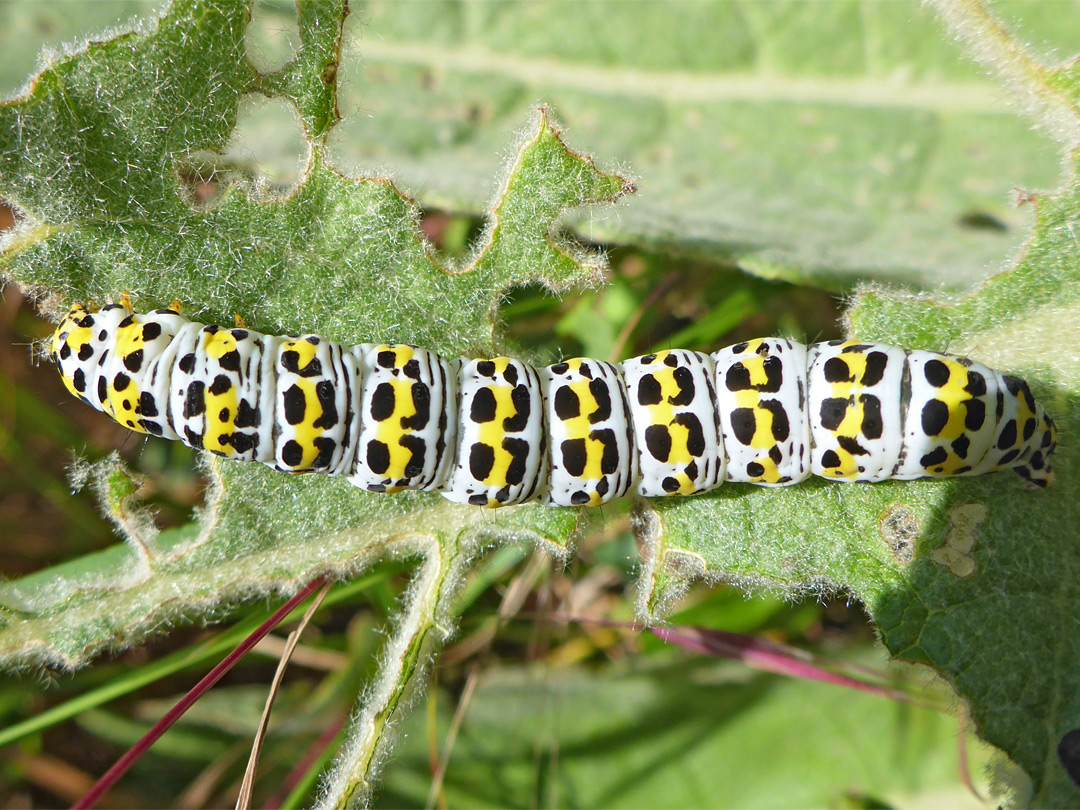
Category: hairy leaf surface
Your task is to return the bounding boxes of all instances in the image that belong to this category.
[634,2,1080,802]
[327,0,1066,290]
[0,0,632,668]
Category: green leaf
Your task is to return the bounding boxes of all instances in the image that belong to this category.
[324,0,1064,291]
[0,0,629,667]
[0,2,630,803]
[0,566,391,750]
[376,653,989,809]
[632,3,1080,804]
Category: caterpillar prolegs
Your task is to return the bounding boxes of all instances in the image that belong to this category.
[50,303,1058,507]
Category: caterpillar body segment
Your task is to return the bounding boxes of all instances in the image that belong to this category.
[53,305,135,424]
[620,350,724,497]
[349,343,459,493]
[139,314,201,443]
[542,357,638,507]
[713,338,811,486]
[50,303,1059,506]
[274,335,361,475]
[806,341,907,482]
[441,357,547,507]
[894,351,1000,480]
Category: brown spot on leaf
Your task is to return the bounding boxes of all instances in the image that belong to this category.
[663,548,706,581]
[930,502,987,578]
[880,503,918,565]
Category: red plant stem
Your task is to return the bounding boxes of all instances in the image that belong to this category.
[650,625,907,702]
[72,576,328,810]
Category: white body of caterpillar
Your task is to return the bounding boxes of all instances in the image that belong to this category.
[50,303,1058,507]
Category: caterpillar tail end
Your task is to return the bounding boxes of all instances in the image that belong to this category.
[1015,464,1055,488]
[1014,413,1058,488]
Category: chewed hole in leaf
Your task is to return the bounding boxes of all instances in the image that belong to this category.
[174,96,308,208]
[220,95,309,192]
[1059,729,1080,788]
[499,280,570,354]
[0,200,32,263]
[420,210,486,260]
[0,2,161,98]
[0,200,19,234]
[174,159,229,209]
[245,0,302,74]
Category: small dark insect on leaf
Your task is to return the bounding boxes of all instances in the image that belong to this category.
[956,211,1008,232]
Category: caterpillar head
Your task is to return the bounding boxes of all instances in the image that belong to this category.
[51,303,132,408]
[51,304,100,400]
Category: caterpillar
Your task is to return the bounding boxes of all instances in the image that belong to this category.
[49,302,1058,507]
